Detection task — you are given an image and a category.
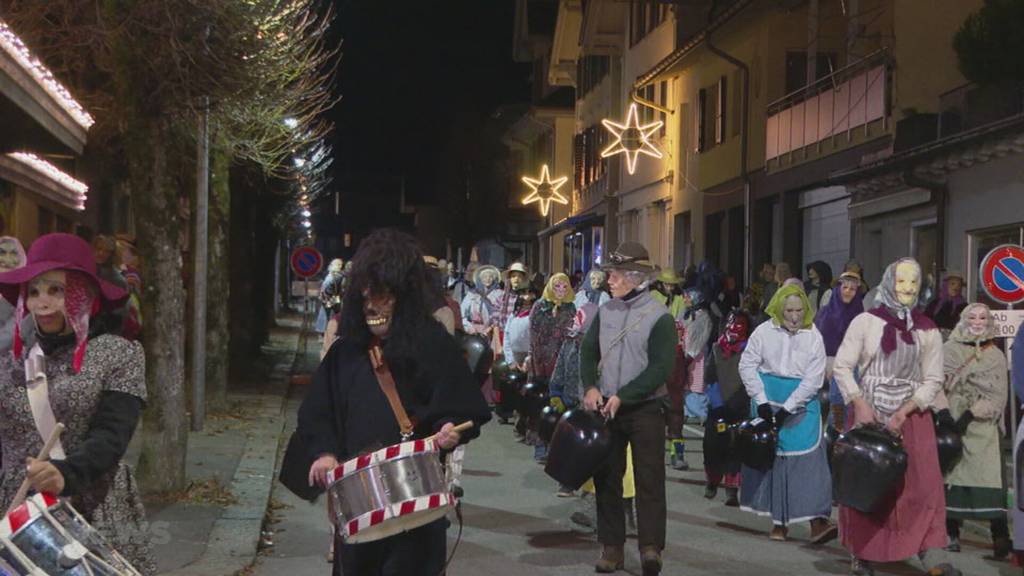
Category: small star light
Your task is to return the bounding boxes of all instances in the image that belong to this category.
[521,164,569,217]
[600,102,664,174]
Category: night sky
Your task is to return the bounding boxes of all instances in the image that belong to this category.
[331,1,532,205]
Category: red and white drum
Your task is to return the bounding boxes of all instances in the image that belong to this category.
[327,437,454,544]
[0,493,141,575]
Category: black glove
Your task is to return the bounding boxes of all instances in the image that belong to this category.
[955,410,974,434]
[935,409,956,428]
[773,408,792,430]
[756,403,774,424]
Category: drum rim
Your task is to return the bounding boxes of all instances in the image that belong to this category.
[1,493,61,540]
[328,438,440,484]
[341,491,454,542]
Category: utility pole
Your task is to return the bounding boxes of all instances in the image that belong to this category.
[191,98,209,432]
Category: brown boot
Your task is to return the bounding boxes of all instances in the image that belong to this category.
[640,546,663,575]
[809,518,838,544]
[595,544,624,573]
[769,524,788,541]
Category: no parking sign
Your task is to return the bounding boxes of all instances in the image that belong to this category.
[290,245,323,279]
[980,244,1024,305]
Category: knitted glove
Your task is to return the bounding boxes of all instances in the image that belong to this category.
[773,408,792,430]
[935,409,956,428]
[756,403,774,425]
[955,410,974,435]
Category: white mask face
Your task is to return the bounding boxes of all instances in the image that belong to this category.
[589,270,605,289]
[966,306,989,336]
[480,270,497,288]
[553,279,569,300]
[0,240,20,272]
[27,270,68,335]
[894,262,920,307]
[782,295,804,332]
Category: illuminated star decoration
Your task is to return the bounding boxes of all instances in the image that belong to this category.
[600,102,664,174]
[521,164,569,217]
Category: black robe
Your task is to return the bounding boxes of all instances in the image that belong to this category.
[299,321,492,460]
[297,321,491,576]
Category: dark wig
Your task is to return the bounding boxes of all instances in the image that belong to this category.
[338,229,433,371]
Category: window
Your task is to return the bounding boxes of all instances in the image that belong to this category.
[630,1,668,46]
[699,76,728,151]
[577,55,610,99]
[784,51,838,94]
[574,125,609,190]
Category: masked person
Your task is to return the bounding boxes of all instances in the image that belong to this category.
[494,262,530,346]
[0,237,27,353]
[580,242,677,575]
[702,310,752,506]
[299,229,491,574]
[0,233,155,575]
[1012,323,1024,565]
[834,258,958,576]
[924,271,967,336]
[574,269,611,309]
[460,265,501,336]
[738,285,836,544]
[680,287,714,429]
[814,271,865,431]
[653,270,688,470]
[931,303,1009,558]
[316,259,345,334]
[528,273,576,464]
[804,261,833,314]
[502,282,538,432]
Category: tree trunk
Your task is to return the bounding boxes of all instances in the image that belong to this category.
[205,145,231,410]
[130,118,188,493]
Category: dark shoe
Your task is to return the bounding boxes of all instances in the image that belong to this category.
[925,564,961,576]
[595,544,624,573]
[640,546,662,576]
[704,484,718,500]
[944,536,960,553]
[769,525,788,541]
[809,518,838,544]
[850,557,874,576]
[556,485,575,498]
[724,487,739,507]
[993,536,1011,560]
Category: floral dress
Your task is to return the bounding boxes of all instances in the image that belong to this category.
[528,298,575,383]
[0,334,156,575]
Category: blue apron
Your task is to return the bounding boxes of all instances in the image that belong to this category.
[750,372,821,456]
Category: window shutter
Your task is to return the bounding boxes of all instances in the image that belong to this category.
[716,76,726,144]
[574,133,584,190]
[731,70,742,138]
[698,88,707,152]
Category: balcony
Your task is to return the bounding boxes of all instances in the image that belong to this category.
[766,50,890,172]
[938,82,1024,139]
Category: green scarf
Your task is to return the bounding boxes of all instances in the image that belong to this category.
[765,284,815,330]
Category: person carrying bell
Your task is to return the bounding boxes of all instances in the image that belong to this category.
[580,242,677,575]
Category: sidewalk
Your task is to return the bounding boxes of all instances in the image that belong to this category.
[145,313,310,576]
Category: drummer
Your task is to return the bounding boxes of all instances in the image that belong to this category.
[299,229,491,574]
[0,233,155,575]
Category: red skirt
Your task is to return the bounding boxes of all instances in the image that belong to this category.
[839,411,947,562]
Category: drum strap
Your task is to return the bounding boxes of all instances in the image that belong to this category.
[369,345,415,439]
[24,343,66,460]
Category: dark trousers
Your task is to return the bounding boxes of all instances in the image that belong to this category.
[335,518,447,576]
[594,400,667,550]
[665,349,687,438]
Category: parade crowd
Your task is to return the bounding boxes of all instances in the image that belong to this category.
[313,240,1022,576]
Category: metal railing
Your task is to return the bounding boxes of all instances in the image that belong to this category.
[938,82,1024,138]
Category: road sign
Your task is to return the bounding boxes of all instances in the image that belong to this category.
[980,244,1024,305]
[290,246,323,279]
[991,309,1024,339]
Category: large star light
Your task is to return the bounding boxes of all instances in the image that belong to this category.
[601,102,664,174]
[521,164,569,217]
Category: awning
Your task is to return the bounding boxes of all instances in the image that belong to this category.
[538,210,605,239]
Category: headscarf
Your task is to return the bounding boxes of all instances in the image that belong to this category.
[764,284,814,330]
[869,257,936,355]
[582,271,607,304]
[473,265,501,297]
[682,287,707,320]
[948,302,996,359]
[16,270,99,374]
[814,280,865,356]
[542,273,575,312]
[933,271,965,309]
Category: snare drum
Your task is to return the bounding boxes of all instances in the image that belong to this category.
[0,493,140,575]
[327,437,454,544]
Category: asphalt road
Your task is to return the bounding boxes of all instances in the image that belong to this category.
[256,404,1017,576]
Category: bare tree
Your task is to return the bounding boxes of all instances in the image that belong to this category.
[2,0,337,491]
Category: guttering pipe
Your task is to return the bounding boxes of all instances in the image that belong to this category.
[631,90,674,116]
[705,0,751,288]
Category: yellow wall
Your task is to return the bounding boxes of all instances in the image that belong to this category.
[892,0,981,117]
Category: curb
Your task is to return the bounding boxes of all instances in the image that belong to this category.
[162,323,305,576]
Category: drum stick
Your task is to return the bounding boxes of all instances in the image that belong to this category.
[428,420,475,442]
[6,423,65,516]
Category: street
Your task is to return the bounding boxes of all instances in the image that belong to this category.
[255,380,1017,576]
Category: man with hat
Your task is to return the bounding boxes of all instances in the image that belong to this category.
[580,242,678,575]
